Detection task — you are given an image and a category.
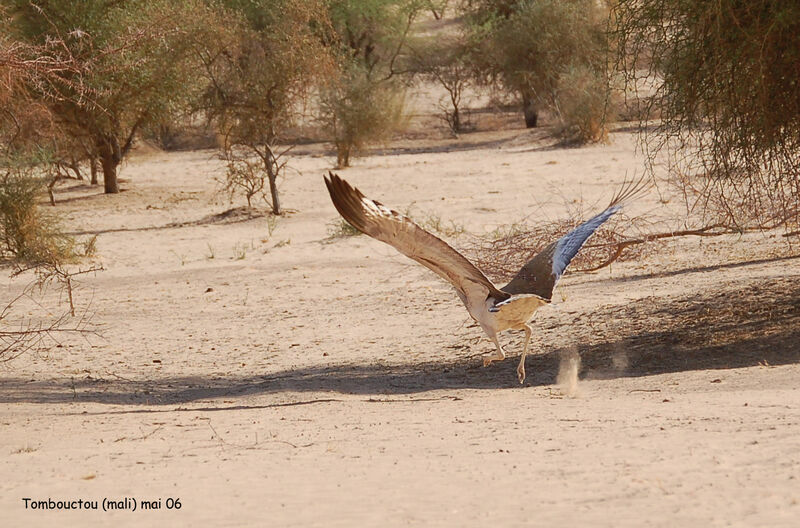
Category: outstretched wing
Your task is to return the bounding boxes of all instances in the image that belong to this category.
[502,177,648,300]
[324,172,510,306]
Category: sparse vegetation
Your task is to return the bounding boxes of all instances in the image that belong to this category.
[416,212,466,239]
[0,168,76,269]
[327,218,363,239]
[218,150,279,209]
[232,242,248,260]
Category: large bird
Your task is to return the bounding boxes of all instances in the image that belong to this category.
[324,172,645,383]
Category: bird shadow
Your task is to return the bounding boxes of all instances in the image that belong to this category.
[2,274,798,410]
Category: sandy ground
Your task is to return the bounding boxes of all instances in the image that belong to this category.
[1,127,799,527]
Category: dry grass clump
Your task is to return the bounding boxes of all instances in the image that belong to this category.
[0,170,76,268]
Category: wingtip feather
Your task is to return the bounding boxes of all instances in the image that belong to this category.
[607,174,651,210]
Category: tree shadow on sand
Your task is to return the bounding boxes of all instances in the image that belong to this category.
[2,275,799,408]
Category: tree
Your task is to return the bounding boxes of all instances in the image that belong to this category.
[612,0,800,231]
[464,0,609,134]
[8,0,209,194]
[411,35,475,135]
[319,0,418,166]
[197,0,333,213]
[0,13,97,361]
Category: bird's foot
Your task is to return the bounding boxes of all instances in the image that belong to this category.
[517,363,526,384]
[482,351,504,368]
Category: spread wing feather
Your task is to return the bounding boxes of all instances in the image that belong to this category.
[502,176,649,300]
[324,173,510,306]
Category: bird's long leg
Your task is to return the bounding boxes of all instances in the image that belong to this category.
[482,334,505,367]
[517,324,533,384]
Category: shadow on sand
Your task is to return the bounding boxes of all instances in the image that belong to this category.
[2,274,799,409]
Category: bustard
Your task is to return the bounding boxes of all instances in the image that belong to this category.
[324,172,645,384]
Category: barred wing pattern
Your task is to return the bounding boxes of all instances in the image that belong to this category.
[324,173,511,307]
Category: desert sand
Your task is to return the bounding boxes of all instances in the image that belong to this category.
[1,123,799,527]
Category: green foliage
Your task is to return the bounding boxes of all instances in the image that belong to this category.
[464,0,610,138]
[613,0,800,229]
[201,1,330,145]
[328,0,421,79]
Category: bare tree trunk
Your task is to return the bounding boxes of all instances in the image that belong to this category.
[263,148,281,215]
[97,137,120,194]
[521,91,538,128]
[47,175,60,206]
[336,144,350,168]
[268,172,280,215]
[90,156,98,185]
[68,160,83,180]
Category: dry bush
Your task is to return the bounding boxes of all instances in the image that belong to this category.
[218,146,291,210]
[0,169,98,363]
[552,65,611,143]
[464,190,765,283]
[326,218,362,239]
[465,212,649,282]
[319,67,407,168]
[198,0,333,213]
[0,264,99,363]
